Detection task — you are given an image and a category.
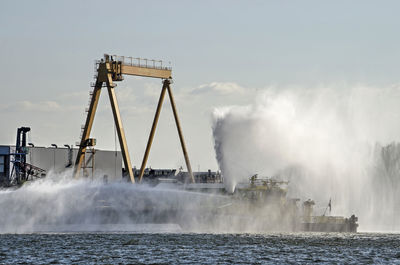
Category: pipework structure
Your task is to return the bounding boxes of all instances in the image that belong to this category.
[74,54,194,183]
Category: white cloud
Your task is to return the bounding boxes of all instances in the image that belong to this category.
[192,82,246,95]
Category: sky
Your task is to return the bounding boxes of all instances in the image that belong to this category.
[1,0,400,170]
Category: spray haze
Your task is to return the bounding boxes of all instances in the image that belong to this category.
[0,170,301,233]
[1,84,400,233]
[1,171,272,233]
[212,84,400,231]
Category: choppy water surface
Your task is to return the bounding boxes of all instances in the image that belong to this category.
[0,232,399,264]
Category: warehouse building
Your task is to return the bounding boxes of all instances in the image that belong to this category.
[0,144,122,186]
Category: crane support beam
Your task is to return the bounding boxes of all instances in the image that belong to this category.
[73,82,102,179]
[121,65,171,79]
[138,81,168,182]
[105,72,135,183]
[74,62,135,182]
[167,82,195,183]
[138,79,195,183]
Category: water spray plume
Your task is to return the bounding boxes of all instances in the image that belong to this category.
[212,84,400,231]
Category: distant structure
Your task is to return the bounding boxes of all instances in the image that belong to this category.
[0,127,122,187]
[135,167,222,184]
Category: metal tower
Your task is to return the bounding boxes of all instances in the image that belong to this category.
[74,54,194,183]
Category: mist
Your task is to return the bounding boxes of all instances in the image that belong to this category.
[0,170,294,233]
[0,172,202,233]
[212,84,400,232]
[2,85,400,233]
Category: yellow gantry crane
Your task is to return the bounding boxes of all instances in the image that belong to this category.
[73,54,195,183]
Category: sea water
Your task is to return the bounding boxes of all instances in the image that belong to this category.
[0,232,399,264]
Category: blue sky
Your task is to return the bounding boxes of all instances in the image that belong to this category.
[1,0,400,170]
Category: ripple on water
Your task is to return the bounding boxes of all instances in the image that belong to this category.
[0,232,399,264]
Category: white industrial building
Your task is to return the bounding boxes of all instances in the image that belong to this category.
[0,145,123,185]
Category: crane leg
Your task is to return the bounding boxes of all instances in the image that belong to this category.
[138,80,168,182]
[166,82,195,183]
[106,73,135,183]
[73,82,102,179]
